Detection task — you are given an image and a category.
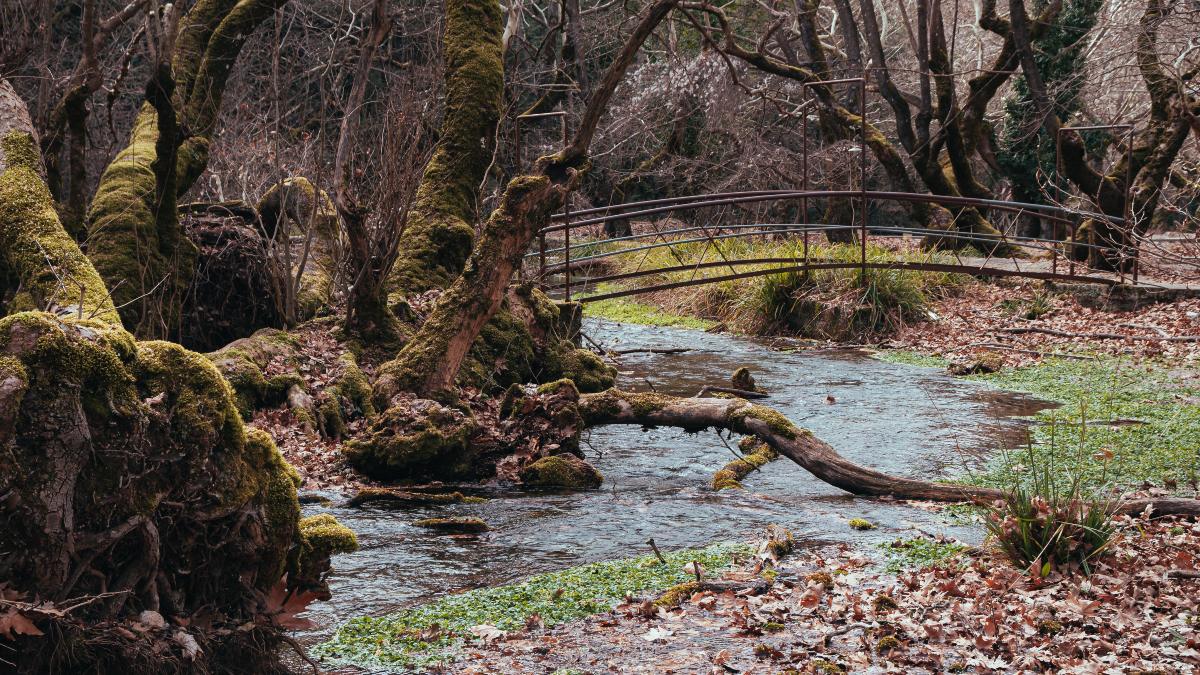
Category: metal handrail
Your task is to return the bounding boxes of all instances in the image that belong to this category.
[540,190,1122,233]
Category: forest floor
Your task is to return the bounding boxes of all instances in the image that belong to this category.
[445,516,1200,674]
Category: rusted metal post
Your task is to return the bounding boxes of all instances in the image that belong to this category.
[564,195,572,302]
[1055,123,1134,281]
[859,76,868,277]
[539,232,547,280]
[801,98,810,266]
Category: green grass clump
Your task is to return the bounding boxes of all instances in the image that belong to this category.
[969,358,1200,493]
[583,295,716,330]
[983,442,1117,575]
[313,542,749,670]
[878,537,967,573]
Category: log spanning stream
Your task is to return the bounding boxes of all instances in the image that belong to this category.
[297,320,1052,642]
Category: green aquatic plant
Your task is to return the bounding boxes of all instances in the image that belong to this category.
[314,542,749,670]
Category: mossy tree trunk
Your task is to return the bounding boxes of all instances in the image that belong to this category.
[375,0,678,399]
[386,0,505,300]
[0,83,354,671]
[1008,0,1197,270]
[85,0,290,338]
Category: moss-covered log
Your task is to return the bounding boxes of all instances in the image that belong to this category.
[578,389,1200,516]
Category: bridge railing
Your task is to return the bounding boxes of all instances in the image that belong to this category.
[530,189,1140,302]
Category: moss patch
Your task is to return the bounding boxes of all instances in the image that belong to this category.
[520,454,603,489]
[583,295,717,330]
[313,542,748,670]
[711,437,779,490]
[877,537,966,573]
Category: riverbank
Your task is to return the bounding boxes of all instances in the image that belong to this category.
[445,515,1200,674]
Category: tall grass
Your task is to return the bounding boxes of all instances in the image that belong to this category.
[984,421,1118,576]
[586,236,966,339]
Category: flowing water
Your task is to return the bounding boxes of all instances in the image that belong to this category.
[298,320,1051,643]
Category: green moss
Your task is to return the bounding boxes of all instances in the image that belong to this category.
[387,0,503,297]
[582,296,717,330]
[545,344,616,393]
[520,454,603,489]
[1,132,41,170]
[766,528,796,558]
[653,581,700,607]
[578,389,625,425]
[727,402,799,440]
[342,398,477,480]
[805,572,834,588]
[0,309,338,611]
[0,132,120,325]
[85,107,197,332]
[711,438,779,490]
[871,595,898,612]
[875,635,901,654]
[1037,619,1063,635]
[413,517,489,533]
[313,542,749,670]
[812,659,844,674]
[848,518,876,531]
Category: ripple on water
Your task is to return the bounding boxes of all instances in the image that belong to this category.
[297,319,1053,643]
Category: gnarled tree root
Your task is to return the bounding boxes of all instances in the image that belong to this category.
[579,390,1200,517]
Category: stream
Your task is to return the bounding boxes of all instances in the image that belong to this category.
[298,319,1052,645]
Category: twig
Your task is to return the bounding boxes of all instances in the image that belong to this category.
[612,347,693,355]
[279,634,321,675]
[695,385,768,399]
[647,538,668,565]
[951,341,1096,360]
[997,327,1200,342]
[1167,569,1200,579]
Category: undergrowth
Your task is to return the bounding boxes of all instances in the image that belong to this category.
[575,238,967,339]
[877,537,967,573]
[983,443,1117,575]
[313,542,749,670]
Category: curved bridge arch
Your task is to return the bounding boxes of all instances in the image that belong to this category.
[531,189,1155,302]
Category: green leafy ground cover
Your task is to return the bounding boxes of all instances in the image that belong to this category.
[583,294,717,330]
[879,351,1200,493]
[877,537,967,573]
[314,543,749,670]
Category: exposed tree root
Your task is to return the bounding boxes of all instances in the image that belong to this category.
[578,389,1200,517]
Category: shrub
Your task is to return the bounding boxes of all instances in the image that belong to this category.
[984,443,1117,575]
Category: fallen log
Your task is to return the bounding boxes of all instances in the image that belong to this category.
[997,327,1200,343]
[578,389,1200,517]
